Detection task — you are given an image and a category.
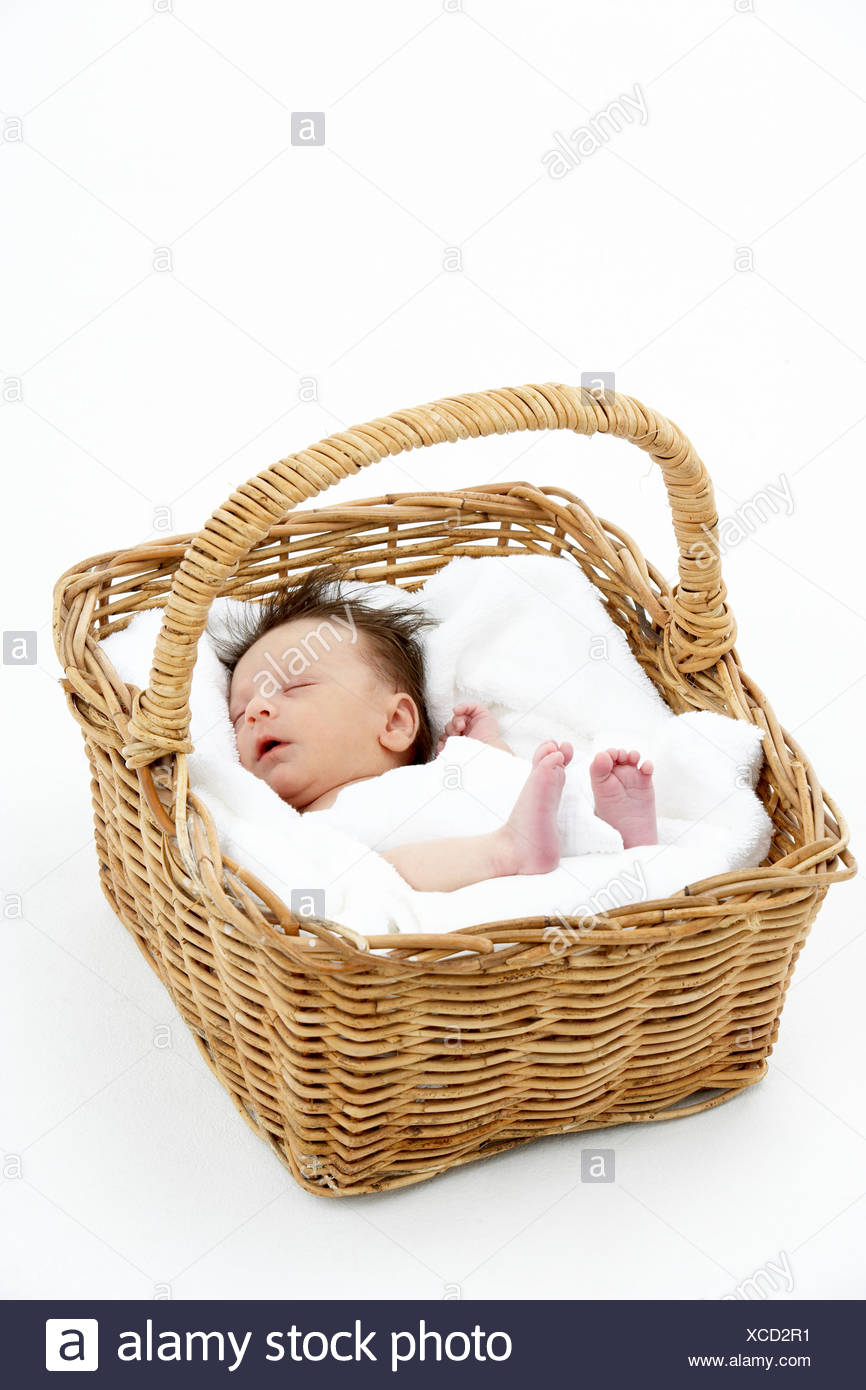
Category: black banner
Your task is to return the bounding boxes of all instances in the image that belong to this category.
[4,1299,859,1386]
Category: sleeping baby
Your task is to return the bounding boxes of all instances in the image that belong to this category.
[215,566,658,893]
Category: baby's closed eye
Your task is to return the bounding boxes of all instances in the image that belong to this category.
[232,682,314,724]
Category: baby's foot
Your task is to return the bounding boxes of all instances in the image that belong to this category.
[590,748,657,848]
[493,740,574,876]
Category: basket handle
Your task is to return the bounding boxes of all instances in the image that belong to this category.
[121,383,733,768]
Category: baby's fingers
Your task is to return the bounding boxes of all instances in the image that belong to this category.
[453,700,484,719]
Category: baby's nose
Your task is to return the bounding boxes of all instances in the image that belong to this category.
[245,694,275,721]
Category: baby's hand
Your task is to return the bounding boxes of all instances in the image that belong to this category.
[435,701,506,754]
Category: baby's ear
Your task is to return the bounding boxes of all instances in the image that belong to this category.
[380,694,420,753]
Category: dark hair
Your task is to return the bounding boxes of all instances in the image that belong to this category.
[210,564,437,764]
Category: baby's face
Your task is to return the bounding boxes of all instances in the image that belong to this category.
[228,617,416,810]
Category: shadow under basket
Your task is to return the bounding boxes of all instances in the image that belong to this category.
[52,383,856,1196]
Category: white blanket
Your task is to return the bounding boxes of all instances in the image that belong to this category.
[308,733,624,856]
[99,554,773,944]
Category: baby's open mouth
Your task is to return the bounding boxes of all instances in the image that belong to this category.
[259,739,287,760]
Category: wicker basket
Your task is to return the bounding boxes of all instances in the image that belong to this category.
[52,383,855,1196]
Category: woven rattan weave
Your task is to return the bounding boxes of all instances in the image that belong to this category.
[52,383,855,1195]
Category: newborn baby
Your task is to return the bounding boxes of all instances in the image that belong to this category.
[215,566,658,893]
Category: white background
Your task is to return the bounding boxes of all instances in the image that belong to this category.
[1,0,864,1300]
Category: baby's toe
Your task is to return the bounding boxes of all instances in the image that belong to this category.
[540,749,566,773]
[533,740,559,767]
[591,749,614,777]
[627,749,640,763]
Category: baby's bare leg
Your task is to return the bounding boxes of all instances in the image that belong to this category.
[382,741,572,891]
[383,834,506,892]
